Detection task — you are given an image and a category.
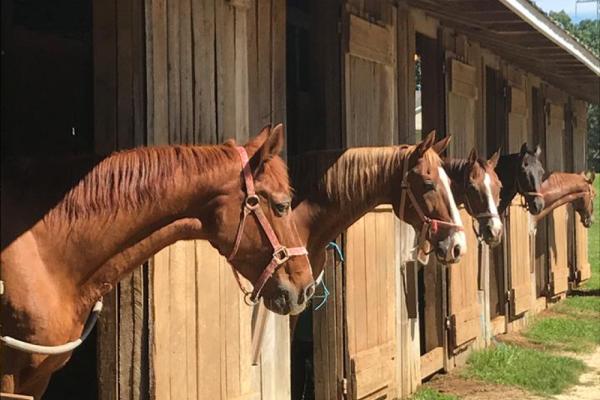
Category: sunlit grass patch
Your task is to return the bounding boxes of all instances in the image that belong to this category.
[410,387,458,400]
[524,316,600,353]
[464,344,586,396]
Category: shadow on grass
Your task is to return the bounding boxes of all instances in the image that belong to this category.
[570,288,600,297]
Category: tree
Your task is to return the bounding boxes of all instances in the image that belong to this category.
[548,11,600,171]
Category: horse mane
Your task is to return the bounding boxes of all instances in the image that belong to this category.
[47,144,238,222]
[290,145,441,206]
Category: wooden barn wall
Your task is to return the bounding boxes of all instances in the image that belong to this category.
[144,1,289,399]
[572,100,591,283]
[93,1,149,399]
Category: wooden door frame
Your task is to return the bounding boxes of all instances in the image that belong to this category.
[93,1,149,399]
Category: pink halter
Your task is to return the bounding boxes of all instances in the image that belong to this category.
[228,146,309,305]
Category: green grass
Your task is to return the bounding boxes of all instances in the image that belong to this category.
[523,316,600,353]
[582,176,600,291]
[464,344,586,396]
[410,387,458,400]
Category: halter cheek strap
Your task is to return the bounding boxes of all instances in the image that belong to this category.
[227,146,309,305]
[398,153,463,261]
[462,181,500,240]
[516,178,543,210]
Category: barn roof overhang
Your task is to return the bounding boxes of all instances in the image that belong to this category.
[408,0,600,103]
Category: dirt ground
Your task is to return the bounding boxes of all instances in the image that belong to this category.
[423,346,600,400]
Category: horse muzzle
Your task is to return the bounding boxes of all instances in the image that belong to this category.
[263,280,315,316]
[434,230,466,264]
[481,217,503,247]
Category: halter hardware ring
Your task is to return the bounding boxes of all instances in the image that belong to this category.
[245,194,261,210]
[244,292,260,306]
[272,247,290,265]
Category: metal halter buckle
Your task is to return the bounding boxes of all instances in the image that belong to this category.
[272,247,290,265]
[245,194,260,210]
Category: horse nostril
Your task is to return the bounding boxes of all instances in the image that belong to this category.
[452,244,461,260]
[484,225,494,238]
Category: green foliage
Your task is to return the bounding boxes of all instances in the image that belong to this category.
[548,11,600,170]
[584,177,600,290]
[410,387,458,400]
[464,344,586,396]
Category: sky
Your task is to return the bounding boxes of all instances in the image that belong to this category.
[533,0,599,22]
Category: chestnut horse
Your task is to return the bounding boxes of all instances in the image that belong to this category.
[533,171,596,226]
[437,142,503,246]
[496,143,546,215]
[290,132,466,294]
[0,125,314,398]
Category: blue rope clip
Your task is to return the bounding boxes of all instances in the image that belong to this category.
[313,242,344,311]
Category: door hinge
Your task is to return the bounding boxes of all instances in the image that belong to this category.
[340,378,348,395]
[505,289,513,304]
[442,61,447,76]
[502,86,508,98]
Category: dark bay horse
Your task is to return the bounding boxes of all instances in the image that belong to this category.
[437,141,503,246]
[496,143,546,215]
[0,125,314,398]
[533,171,596,227]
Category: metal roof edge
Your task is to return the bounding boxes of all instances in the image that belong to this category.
[497,0,600,77]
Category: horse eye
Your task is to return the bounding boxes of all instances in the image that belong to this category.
[424,180,436,191]
[274,202,290,215]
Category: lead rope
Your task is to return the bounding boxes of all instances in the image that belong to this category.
[312,242,344,311]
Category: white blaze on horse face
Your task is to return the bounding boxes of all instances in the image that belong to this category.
[438,166,467,257]
[484,173,503,237]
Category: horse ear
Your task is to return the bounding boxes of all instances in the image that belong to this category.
[416,131,436,157]
[468,147,478,163]
[432,134,452,155]
[488,150,500,169]
[260,124,285,160]
[520,143,528,156]
[534,144,542,158]
[584,170,596,183]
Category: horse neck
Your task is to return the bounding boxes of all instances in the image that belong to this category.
[443,159,468,206]
[497,153,520,213]
[534,173,589,220]
[292,147,404,253]
[39,146,236,293]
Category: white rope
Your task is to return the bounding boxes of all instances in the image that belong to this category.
[0,300,103,355]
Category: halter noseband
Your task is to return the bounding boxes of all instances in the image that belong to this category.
[516,176,543,210]
[227,146,309,305]
[398,153,463,260]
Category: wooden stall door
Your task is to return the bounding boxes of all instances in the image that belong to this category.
[147,1,290,399]
[545,102,569,295]
[507,84,532,317]
[508,197,533,316]
[572,100,591,283]
[345,208,397,400]
[342,7,399,399]
[445,59,481,351]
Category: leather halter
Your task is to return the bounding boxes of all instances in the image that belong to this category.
[398,152,463,260]
[227,146,309,305]
[516,177,543,210]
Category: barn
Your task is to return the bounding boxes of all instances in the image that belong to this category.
[1,0,597,399]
